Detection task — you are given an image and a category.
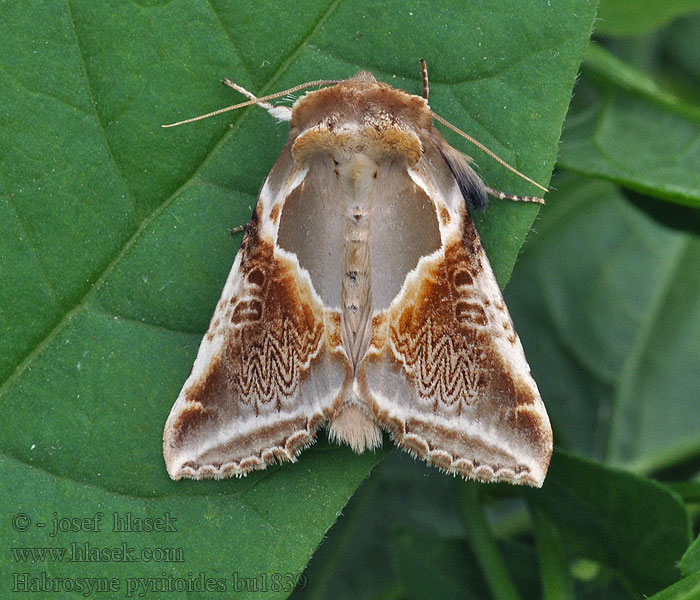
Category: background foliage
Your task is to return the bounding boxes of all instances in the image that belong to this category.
[1,1,699,599]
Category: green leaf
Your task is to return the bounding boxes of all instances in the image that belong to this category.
[527,450,691,596]
[596,0,700,37]
[681,534,700,577]
[506,174,700,471]
[1,0,597,596]
[645,572,700,600]
[558,44,700,208]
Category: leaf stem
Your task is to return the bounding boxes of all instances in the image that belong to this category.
[454,481,522,600]
[584,42,700,122]
[530,504,574,600]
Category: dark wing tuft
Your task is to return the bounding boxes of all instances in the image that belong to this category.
[439,143,488,210]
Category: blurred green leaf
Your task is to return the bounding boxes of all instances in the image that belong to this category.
[390,529,542,600]
[584,42,700,120]
[558,44,700,208]
[0,0,597,597]
[296,447,695,600]
[645,573,700,600]
[454,481,523,600]
[527,450,691,596]
[290,452,464,600]
[506,174,700,471]
[668,481,700,503]
[391,530,489,600]
[662,14,700,84]
[596,0,700,37]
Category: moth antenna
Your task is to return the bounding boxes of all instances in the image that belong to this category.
[420,57,429,101]
[222,79,292,121]
[222,78,275,108]
[430,111,548,194]
[162,79,341,128]
[486,186,544,204]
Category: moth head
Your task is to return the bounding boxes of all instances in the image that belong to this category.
[289,75,432,168]
[290,74,432,137]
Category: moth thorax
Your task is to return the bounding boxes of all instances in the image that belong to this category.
[292,124,423,166]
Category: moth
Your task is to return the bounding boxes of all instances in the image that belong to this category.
[163,62,553,486]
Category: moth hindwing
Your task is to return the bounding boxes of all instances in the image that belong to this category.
[163,70,553,487]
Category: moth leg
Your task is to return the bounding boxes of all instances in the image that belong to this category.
[420,57,429,101]
[222,78,292,122]
[229,223,247,236]
[485,186,545,204]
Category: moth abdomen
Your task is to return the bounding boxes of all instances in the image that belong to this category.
[340,155,373,366]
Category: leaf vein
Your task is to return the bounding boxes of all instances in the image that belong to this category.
[63,0,139,216]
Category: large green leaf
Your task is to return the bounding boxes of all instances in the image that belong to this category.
[0,0,597,596]
[506,173,700,471]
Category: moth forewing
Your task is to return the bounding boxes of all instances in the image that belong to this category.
[163,70,552,486]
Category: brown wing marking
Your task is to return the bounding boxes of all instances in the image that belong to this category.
[163,215,349,479]
[359,212,552,486]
